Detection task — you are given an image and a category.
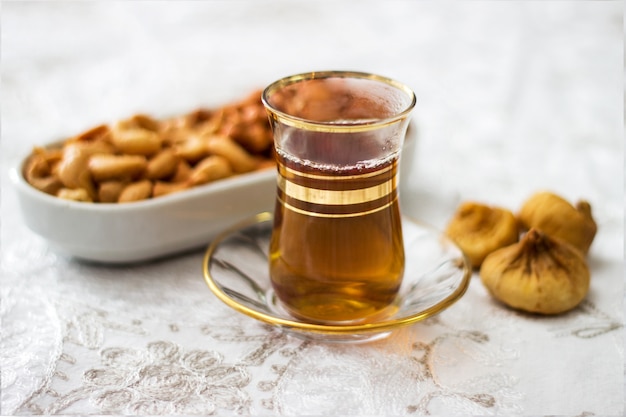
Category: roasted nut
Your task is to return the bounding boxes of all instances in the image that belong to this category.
[23,88,275,203]
[70,124,112,144]
[170,160,192,183]
[445,202,519,268]
[23,149,63,195]
[111,128,162,156]
[27,175,64,196]
[518,191,597,254]
[159,123,192,146]
[153,181,190,197]
[118,180,153,203]
[158,109,212,143]
[74,141,116,157]
[28,146,63,169]
[194,118,221,138]
[98,181,126,203]
[145,149,179,180]
[188,155,232,186]
[175,135,209,163]
[257,158,276,170]
[88,154,147,182]
[56,144,96,199]
[115,114,160,132]
[180,108,214,128]
[240,102,266,124]
[480,228,590,315]
[57,188,93,202]
[235,122,273,154]
[205,135,258,173]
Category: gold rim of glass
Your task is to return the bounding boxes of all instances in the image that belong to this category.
[202,212,472,336]
[261,70,417,133]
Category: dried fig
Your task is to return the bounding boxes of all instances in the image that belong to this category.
[445,202,519,268]
[480,228,590,315]
[518,191,597,254]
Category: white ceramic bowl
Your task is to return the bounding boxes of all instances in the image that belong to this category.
[10,159,276,263]
[10,127,416,264]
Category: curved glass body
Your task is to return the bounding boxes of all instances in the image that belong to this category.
[262,71,416,324]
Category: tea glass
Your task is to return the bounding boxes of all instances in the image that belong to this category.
[262,71,416,325]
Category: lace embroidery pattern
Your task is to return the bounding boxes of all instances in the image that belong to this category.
[5,294,523,415]
[9,299,262,415]
[261,325,524,415]
[1,242,622,416]
[548,300,624,339]
[0,286,62,416]
[86,341,250,415]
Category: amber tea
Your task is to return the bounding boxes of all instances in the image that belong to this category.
[262,71,415,324]
[270,148,404,323]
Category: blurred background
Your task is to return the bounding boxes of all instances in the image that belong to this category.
[2,2,621,221]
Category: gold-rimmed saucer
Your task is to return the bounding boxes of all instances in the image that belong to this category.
[203,212,471,343]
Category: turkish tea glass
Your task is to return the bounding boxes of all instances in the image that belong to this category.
[262,71,416,325]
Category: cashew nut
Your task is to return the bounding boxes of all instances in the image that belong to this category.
[23,149,63,195]
[23,88,275,203]
[80,141,116,156]
[98,181,126,203]
[118,180,153,203]
[88,154,147,182]
[145,149,179,180]
[111,128,162,156]
[57,188,93,202]
[170,160,193,183]
[188,155,232,186]
[175,134,209,163]
[153,181,190,197]
[206,135,258,173]
[56,144,96,199]
[115,114,160,132]
[71,124,112,144]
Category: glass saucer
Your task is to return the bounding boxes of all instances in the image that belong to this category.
[202,212,471,343]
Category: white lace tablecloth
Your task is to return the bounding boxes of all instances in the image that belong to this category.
[1,2,623,415]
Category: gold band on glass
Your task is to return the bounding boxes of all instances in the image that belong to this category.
[277,176,394,206]
[280,164,394,181]
[279,197,398,218]
[276,162,398,218]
